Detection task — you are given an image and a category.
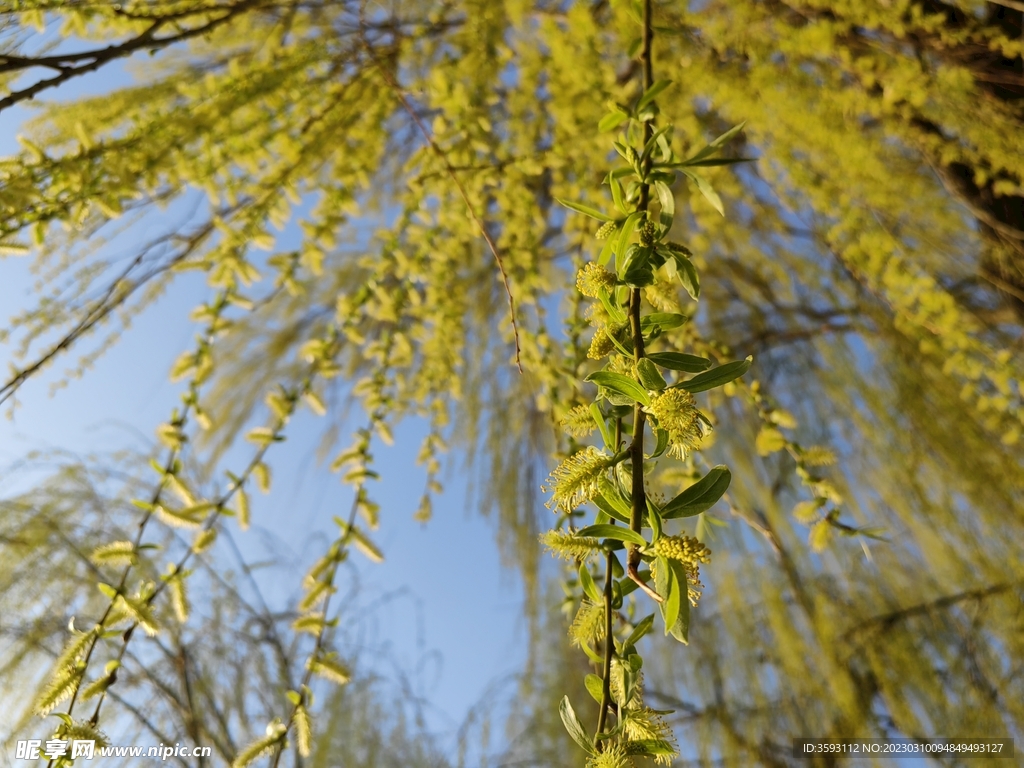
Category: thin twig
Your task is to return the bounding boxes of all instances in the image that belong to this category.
[595,549,615,740]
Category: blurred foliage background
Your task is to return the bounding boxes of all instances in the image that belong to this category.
[0,0,1022,765]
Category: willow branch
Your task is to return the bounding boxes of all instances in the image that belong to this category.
[0,0,269,114]
[626,0,655,584]
[357,18,523,372]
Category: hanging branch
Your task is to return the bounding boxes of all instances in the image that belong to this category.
[540,1,753,764]
[357,12,524,373]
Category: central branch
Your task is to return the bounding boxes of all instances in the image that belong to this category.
[627,0,655,574]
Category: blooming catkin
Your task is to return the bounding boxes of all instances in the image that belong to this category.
[543,446,611,512]
[652,534,711,606]
[576,262,617,298]
[645,388,705,458]
[587,326,619,360]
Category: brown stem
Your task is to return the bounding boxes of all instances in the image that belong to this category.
[626,0,655,575]
[595,550,616,742]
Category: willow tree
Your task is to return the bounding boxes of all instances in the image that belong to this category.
[0,0,1022,766]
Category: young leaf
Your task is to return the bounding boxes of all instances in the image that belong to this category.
[639,312,687,331]
[576,524,647,546]
[637,79,672,112]
[593,495,630,528]
[674,253,701,300]
[597,286,627,325]
[557,198,615,222]
[680,169,724,216]
[650,426,669,459]
[681,156,754,167]
[646,498,663,541]
[593,490,631,525]
[622,613,656,651]
[589,403,615,449]
[616,211,643,267]
[609,174,627,214]
[636,358,667,391]
[666,559,691,644]
[662,465,732,519]
[598,110,629,133]
[559,696,596,755]
[584,674,604,704]
[680,121,748,165]
[579,563,602,604]
[629,739,680,758]
[676,357,752,393]
[655,556,681,632]
[646,352,711,372]
[654,179,675,228]
[586,371,651,406]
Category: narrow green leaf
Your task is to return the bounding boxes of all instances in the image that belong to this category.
[629,739,680,757]
[621,244,655,288]
[586,371,651,406]
[636,358,666,391]
[705,120,747,151]
[595,482,631,521]
[667,559,691,644]
[646,352,711,373]
[580,641,603,664]
[676,357,752,393]
[662,465,732,519]
[597,287,627,325]
[655,556,681,632]
[622,613,655,651]
[654,179,674,228]
[599,110,629,133]
[584,674,604,704]
[557,198,615,222]
[684,121,748,164]
[650,427,669,459]
[674,254,700,300]
[678,156,754,167]
[641,125,673,165]
[609,175,626,214]
[598,230,618,266]
[616,211,643,268]
[559,696,596,755]
[640,312,687,331]
[579,563,602,604]
[590,403,615,449]
[646,497,663,540]
[576,524,647,546]
[680,169,724,215]
[637,79,672,112]
[97,583,118,599]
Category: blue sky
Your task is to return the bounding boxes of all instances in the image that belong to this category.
[0,42,535,758]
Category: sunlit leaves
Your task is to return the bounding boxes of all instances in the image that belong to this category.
[559,696,596,756]
[662,466,731,519]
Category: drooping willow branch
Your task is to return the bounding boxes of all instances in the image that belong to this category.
[245,297,406,768]
[541,2,753,764]
[34,295,344,759]
[357,10,523,373]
